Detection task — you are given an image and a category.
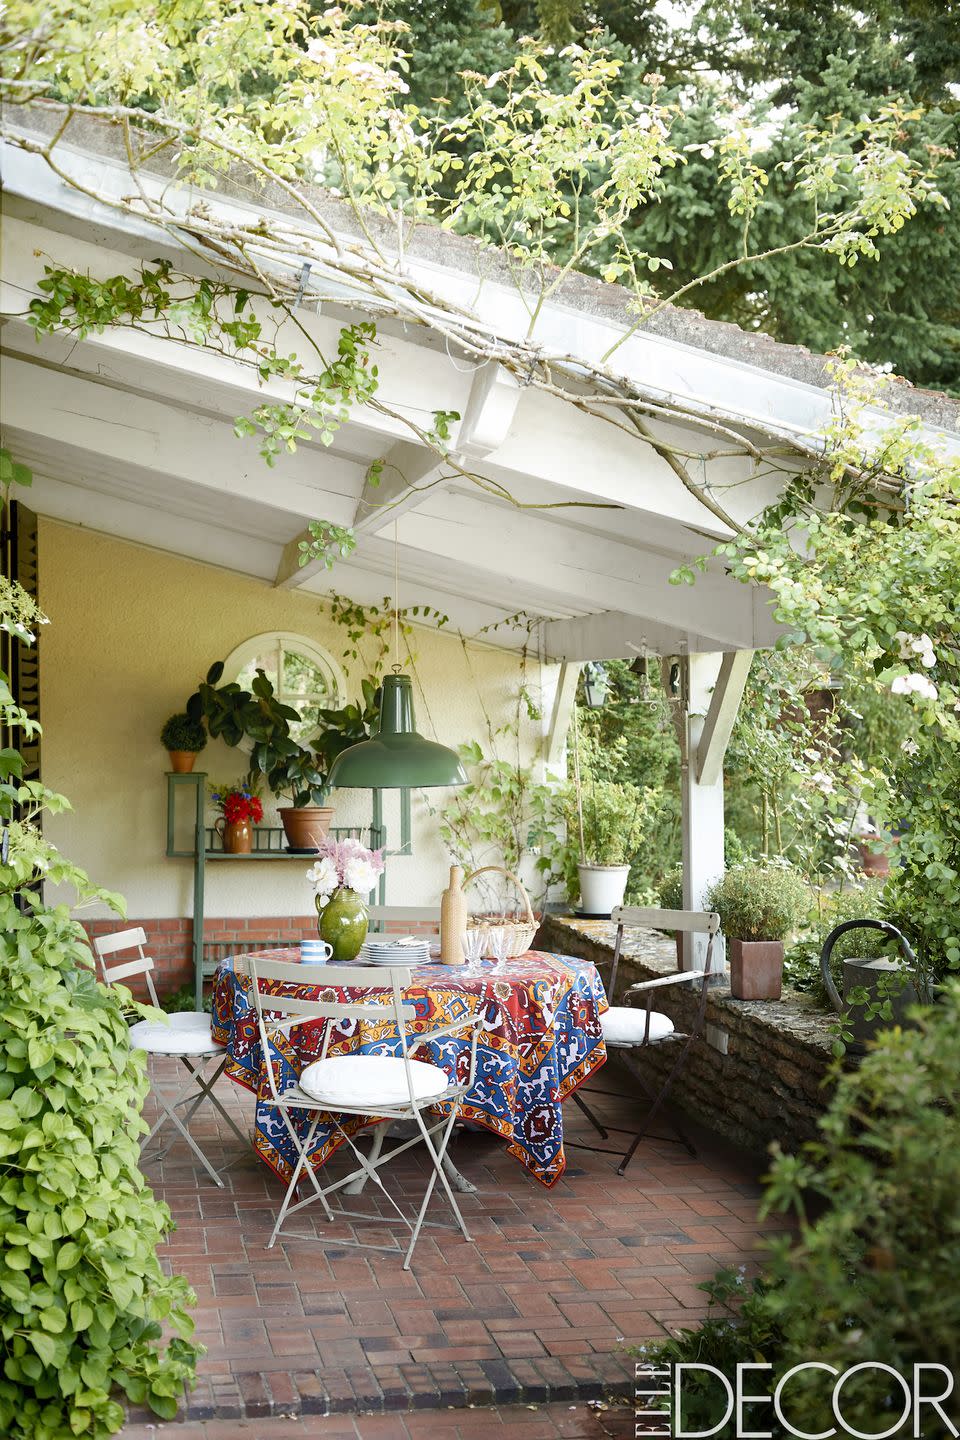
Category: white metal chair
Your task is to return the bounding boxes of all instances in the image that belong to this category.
[569,906,721,1175]
[242,955,483,1269]
[94,927,246,1188]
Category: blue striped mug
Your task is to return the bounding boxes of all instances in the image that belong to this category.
[300,939,334,964]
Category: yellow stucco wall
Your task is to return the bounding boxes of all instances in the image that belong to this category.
[39,521,547,919]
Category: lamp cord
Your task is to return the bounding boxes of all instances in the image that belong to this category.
[393,519,400,673]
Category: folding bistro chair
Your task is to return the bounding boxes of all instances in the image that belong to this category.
[243,955,483,1269]
[569,906,721,1175]
[94,927,247,1188]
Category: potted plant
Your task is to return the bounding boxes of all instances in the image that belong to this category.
[307,837,385,961]
[266,679,382,850]
[209,781,264,854]
[706,860,808,1000]
[160,712,207,773]
[266,749,334,851]
[563,709,651,914]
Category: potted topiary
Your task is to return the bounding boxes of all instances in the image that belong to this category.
[706,860,808,1000]
[160,712,207,773]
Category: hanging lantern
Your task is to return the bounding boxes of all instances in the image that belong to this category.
[326,673,467,789]
[582,662,609,709]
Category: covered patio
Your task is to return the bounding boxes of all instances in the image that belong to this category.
[6,112,956,985]
[3,110,960,1438]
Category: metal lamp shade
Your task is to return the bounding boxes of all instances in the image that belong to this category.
[326,674,467,790]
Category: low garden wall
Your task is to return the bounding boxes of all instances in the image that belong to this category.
[538,914,838,1158]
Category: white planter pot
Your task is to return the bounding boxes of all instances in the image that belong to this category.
[578,863,630,916]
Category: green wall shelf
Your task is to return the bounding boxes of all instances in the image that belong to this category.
[164,772,411,1006]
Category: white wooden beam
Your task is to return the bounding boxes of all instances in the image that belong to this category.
[276,439,450,587]
[397,495,779,647]
[353,441,451,536]
[457,363,522,458]
[544,661,582,768]
[696,650,754,786]
[543,606,781,660]
[1,355,358,523]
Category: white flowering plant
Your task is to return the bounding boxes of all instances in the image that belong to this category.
[306,836,385,907]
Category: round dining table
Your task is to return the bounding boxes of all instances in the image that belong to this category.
[212,947,608,1188]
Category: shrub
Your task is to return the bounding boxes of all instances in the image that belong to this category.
[706,859,808,942]
[1,536,199,1438]
[658,866,683,911]
[639,985,960,1435]
[0,900,201,1437]
[159,712,206,752]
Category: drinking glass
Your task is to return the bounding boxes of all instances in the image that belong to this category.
[487,926,510,971]
[462,928,485,968]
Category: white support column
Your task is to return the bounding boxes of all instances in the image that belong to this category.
[680,653,728,974]
[543,661,582,771]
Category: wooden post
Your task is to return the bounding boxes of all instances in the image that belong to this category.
[680,654,733,973]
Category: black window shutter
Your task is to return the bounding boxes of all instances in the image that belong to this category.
[2,497,42,790]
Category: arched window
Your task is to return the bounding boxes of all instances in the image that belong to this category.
[222,632,345,744]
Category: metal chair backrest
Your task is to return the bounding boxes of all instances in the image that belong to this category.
[239,956,419,1104]
[93,927,161,1008]
[609,906,721,997]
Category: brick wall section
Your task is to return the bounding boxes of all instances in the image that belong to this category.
[80,915,439,1001]
[538,913,837,1159]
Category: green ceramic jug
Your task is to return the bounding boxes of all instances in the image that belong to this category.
[316,886,369,962]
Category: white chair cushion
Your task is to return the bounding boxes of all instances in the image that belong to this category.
[166,1011,215,1031]
[299,1054,450,1109]
[128,1018,221,1056]
[601,1006,675,1046]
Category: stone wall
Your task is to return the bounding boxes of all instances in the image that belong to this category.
[539,914,837,1159]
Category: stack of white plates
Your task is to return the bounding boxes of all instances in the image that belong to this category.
[358,936,431,967]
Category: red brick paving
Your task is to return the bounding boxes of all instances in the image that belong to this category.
[134,1056,785,1423]
[122,1400,633,1438]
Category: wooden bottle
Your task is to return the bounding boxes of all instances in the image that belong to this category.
[440,864,467,965]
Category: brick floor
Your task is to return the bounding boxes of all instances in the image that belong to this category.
[133,1056,785,1423]
[122,1398,634,1438]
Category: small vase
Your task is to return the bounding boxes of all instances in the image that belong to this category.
[218,820,253,855]
[316,886,369,962]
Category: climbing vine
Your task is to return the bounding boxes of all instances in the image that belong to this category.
[1,3,948,552]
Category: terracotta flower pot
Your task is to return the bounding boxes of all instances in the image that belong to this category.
[168,750,196,774]
[279,805,334,851]
[729,939,784,1001]
[217,820,253,854]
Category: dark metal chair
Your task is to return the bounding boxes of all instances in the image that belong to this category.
[569,905,721,1175]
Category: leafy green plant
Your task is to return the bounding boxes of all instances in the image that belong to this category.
[784,879,898,999]
[0,472,199,1438]
[706,860,808,942]
[658,866,683,911]
[641,984,960,1436]
[159,712,206,753]
[438,738,560,904]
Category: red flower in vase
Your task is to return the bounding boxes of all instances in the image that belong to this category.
[222,791,263,825]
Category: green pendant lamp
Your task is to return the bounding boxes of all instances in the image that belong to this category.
[326,524,467,790]
[327,671,467,789]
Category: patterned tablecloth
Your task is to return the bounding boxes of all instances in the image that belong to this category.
[212,948,608,1187]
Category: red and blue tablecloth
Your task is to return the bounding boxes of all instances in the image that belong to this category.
[212,948,607,1187]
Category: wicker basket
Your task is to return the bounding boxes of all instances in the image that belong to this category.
[464,865,537,959]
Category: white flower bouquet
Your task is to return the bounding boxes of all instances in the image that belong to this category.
[306,836,385,907]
